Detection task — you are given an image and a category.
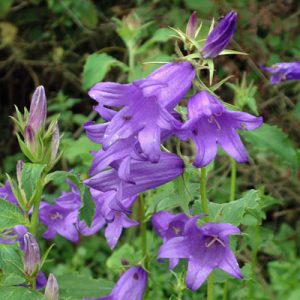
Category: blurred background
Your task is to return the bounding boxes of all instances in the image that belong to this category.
[0,1,299,299]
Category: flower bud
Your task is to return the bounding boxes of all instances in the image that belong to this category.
[23,233,40,276]
[44,273,59,300]
[201,11,237,58]
[28,85,47,133]
[50,123,60,163]
[24,125,36,153]
[186,11,198,39]
[16,160,23,185]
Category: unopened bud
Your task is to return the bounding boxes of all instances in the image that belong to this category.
[16,160,23,185]
[28,86,47,133]
[24,125,36,153]
[44,273,59,300]
[50,123,60,164]
[186,11,198,39]
[201,11,237,58]
[23,233,40,276]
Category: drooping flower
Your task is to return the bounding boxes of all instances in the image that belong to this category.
[260,62,300,84]
[152,211,189,269]
[87,266,147,300]
[44,273,59,300]
[28,86,47,134]
[101,192,138,249]
[85,152,184,211]
[202,11,237,58]
[179,91,262,167]
[23,233,40,276]
[158,217,243,291]
[89,62,195,162]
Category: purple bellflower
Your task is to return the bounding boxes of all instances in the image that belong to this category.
[202,11,237,58]
[39,185,81,243]
[100,192,138,249]
[158,217,243,291]
[179,91,262,167]
[85,152,184,211]
[88,62,195,162]
[260,62,300,84]
[152,211,189,269]
[88,266,147,300]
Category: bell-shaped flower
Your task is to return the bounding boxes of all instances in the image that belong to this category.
[89,62,195,162]
[260,61,300,84]
[88,266,147,300]
[39,186,81,242]
[202,11,237,58]
[152,211,189,269]
[101,193,138,249]
[179,91,262,167]
[158,217,243,291]
[85,152,184,211]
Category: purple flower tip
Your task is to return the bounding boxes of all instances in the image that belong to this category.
[186,11,198,39]
[202,11,237,58]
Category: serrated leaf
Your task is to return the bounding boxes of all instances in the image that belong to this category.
[0,243,23,276]
[194,190,260,226]
[57,273,113,300]
[0,287,42,299]
[21,163,46,202]
[0,199,26,230]
[242,124,299,174]
[82,53,128,90]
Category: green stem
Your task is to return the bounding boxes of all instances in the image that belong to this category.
[207,273,214,300]
[200,168,209,219]
[138,196,147,267]
[229,158,237,202]
[200,168,214,300]
[223,159,237,299]
[30,179,44,236]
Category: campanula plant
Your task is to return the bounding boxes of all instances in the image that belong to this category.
[0,5,296,300]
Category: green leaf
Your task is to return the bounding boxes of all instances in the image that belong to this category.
[0,287,42,299]
[21,163,46,202]
[79,187,96,227]
[72,0,98,29]
[0,244,23,276]
[242,124,299,174]
[197,190,261,226]
[57,273,113,300]
[82,53,128,90]
[0,0,13,18]
[0,273,25,287]
[0,199,26,230]
[107,244,138,271]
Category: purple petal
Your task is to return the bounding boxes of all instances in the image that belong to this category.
[158,236,190,261]
[84,122,108,144]
[186,258,213,291]
[225,111,263,131]
[218,248,243,280]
